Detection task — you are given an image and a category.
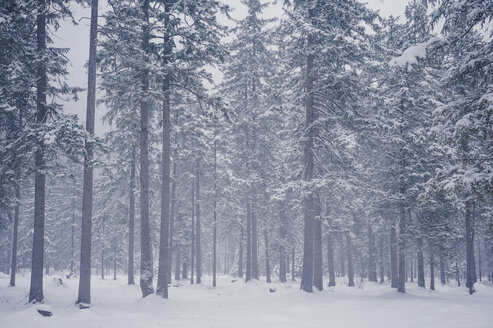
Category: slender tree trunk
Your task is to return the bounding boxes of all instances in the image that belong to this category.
[174,243,181,281]
[238,223,243,278]
[439,246,446,285]
[213,135,217,287]
[191,177,195,285]
[417,236,425,288]
[128,147,136,285]
[29,0,48,304]
[291,247,295,281]
[477,232,482,282]
[70,177,76,276]
[156,2,172,299]
[430,242,435,291]
[101,247,104,280]
[246,197,252,282]
[327,233,336,287]
[182,258,188,279]
[346,232,354,287]
[390,224,398,288]
[264,230,271,283]
[166,158,177,284]
[313,197,323,290]
[340,237,345,277]
[368,223,377,282]
[251,192,258,280]
[279,204,287,283]
[9,176,20,287]
[195,159,202,284]
[113,242,117,280]
[139,0,154,298]
[455,260,460,287]
[379,236,385,283]
[300,31,315,293]
[77,0,98,306]
[465,198,477,294]
[397,205,406,293]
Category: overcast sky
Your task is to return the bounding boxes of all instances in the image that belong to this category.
[55,0,410,136]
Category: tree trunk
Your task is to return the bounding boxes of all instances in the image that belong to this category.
[70,177,76,276]
[9,176,20,287]
[300,31,315,293]
[465,198,477,294]
[264,230,271,283]
[191,177,195,285]
[167,158,177,284]
[29,0,48,304]
[417,236,425,288]
[339,237,345,277]
[174,244,181,281]
[279,204,287,283]
[251,192,258,280]
[113,242,117,280]
[238,223,243,278]
[327,232,336,287]
[397,206,406,293]
[379,236,385,283]
[429,242,435,291]
[439,247,446,285]
[213,136,217,287]
[246,196,252,282]
[195,159,202,284]
[313,198,323,290]
[346,232,354,287]
[128,147,136,285]
[390,224,398,288]
[368,223,377,282]
[291,247,295,281]
[156,1,172,299]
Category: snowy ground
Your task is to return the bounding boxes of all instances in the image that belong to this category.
[1,273,492,328]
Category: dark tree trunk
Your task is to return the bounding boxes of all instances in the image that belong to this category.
[291,247,295,281]
[439,247,446,285]
[397,206,406,293]
[455,261,460,287]
[9,176,20,287]
[379,236,385,283]
[417,236,425,288]
[346,232,354,287]
[174,244,181,281]
[339,237,345,277]
[327,233,336,287]
[313,198,323,290]
[182,259,188,280]
[429,242,435,291]
[195,159,202,284]
[213,136,217,287]
[390,224,398,288]
[128,147,136,285]
[238,223,243,278]
[300,31,315,293]
[264,230,271,283]
[70,177,76,275]
[191,177,195,285]
[477,234,482,282]
[77,0,98,306]
[29,0,48,304]
[113,242,117,280]
[368,223,377,282]
[251,193,258,280]
[167,158,177,284]
[156,2,172,299]
[101,244,104,280]
[246,197,252,282]
[279,204,287,283]
[465,199,477,294]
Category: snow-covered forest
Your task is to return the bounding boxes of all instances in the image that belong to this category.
[1,0,493,327]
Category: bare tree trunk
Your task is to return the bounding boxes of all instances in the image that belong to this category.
[251,192,258,280]
[113,241,117,280]
[327,232,336,287]
[138,0,154,298]
[465,199,477,294]
[368,223,377,282]
[291,247,295,281]
[238,223,243,278]
[101,246,104,280]
[313,197,323,290]
[167,158,177,284]
[379,236,385,283]
[300,31,315,293]
[246,197,251,282]
[279,204,287,283]
[9,174,20,287]
[70,177,76,276]
[195,159,202,284]
[429,241,435,291]
[390,224,398,288]
[156,1,172,299]
[439,246,446,285]
[339,237,345,277]
[29,0,48,304]
[264,230,271,283]
[397,205,406,293]
[174,243,181,281]
[417,236,425,288]
[213,135,217,287]
[346,232,354,287]
[128,147,136,285]
[191,177,195,285]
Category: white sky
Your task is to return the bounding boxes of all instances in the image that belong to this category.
[56,0,409,136]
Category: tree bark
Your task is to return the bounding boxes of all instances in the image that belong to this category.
[246,196,252,282]
[417,236,425,288]
[9,175,20,287]
[313,197,323,290]
[327,233,336,287]
[128,147,136,285]
[264,230,271,283]
[465,198,477,294]
[439,246,446,285]
[191,177,195,285]
[346,232,354,287]
[300,31,315,293]
[291,247,295,281]
[139,0,154,298]
[29,0,48,304]
[195,159,202,284]
[429,241,435,291]
[167,158,177,284]
[213,135,217,287]
[379,236,385,283]
[251,192,258,280]
[156,1,172,299]
[368,223,377,282]
[238,223,243,278]
[390,223,398,288]
[397,206,406,293]
[279,204,287,283]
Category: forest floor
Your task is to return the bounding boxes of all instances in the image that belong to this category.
[0,272,492,328]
